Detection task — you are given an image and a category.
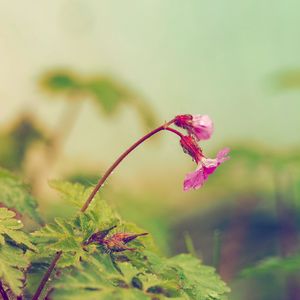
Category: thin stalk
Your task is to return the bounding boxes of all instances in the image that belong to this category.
[0,281,9,300]
[32,119,181,299]
[183,231,197,257]
[80,122,181,212]
[31,251,62,300]
[212,229,221,271]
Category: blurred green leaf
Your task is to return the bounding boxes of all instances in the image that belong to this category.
[39,69,156,129]
[0,115,47,170]
[40,70,81,94]
[84,76,129,114]
[274,70,300,90]
[241,254,300,277]
[0,168,42,223]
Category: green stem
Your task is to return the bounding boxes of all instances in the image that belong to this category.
[212,229,221,271]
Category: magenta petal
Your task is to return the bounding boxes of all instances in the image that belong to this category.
[216,147,230,163]
[192,115,214,140]
[202,158,218,178]
[183,165,205,191]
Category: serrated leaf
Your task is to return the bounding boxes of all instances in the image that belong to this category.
[31,215,103,268]
[49,180,91,208]
[53,255,151,300]
[32,218,80,253]
[50,180,120,231]
[167,254,230,300]
[144,252,230,300]
[0,207,36,250]
[0,168,42,222]
[0,244,29,296]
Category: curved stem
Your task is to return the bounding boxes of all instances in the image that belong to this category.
[32,119,179,299]
[31,251,62,300]
[80,122,178,212]
[0,281,9,300]
[164,127,184,138]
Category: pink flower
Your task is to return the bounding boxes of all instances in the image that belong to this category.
[180,135,204,163]
[183,147,230,191]
[174,114,214,141]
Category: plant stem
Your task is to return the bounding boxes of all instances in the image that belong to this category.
[0,281,9,300]
[32,119,180,299]
[80,121,180,212]
[212,229,221,271]
[31,251,62,300]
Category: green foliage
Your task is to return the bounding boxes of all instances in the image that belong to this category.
[0,168,42,223]
[85,76,130,114]
[273,69,300,90]
[31,181,120,268]
[49,180,93,209]
[0,207,35,296]
[52,250,229,300]
[241,254,300,277]
[40,70,81,93]
[39,69,156,129]
[143,252,230,300]
[0,115,46,171]
[0,171,229,299]
[0,207,36,250]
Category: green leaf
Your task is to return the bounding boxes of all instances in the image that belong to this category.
[0,207,35,295]
[167,254,230,299]
[273,69,300,90]
[0,244,29,296]
[39,70,81,94]
[144,252,230,300]
[0,207,36,250]
[241,254,300,277]
[49,180,91,208]
[84,77,129,115]
[31,217,84,266]
[53,255,154,300]
[0,168,42,222]
[0,116,47,171]
[49,180,120,229]
[31,211,118,268]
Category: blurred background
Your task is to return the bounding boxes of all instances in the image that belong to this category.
[1,1,300,299]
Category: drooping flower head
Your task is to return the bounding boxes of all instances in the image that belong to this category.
[180,135,203,163]
[174,114,214,141]
[179,135,230,191]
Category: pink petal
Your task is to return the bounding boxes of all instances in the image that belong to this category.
[183,148,230,191]
[192,115,214,140]
[201,158,218,177]
[216,147,230,163]
[183,165,205,191]
[202,148,230,179]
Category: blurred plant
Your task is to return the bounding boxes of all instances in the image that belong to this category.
[172,142,300,300]
[273,69,300,90]
[0,69,158,197]
[0,114,230,299]
[0,114,47,171]
[39,69,157,130]
[0,168,42,224]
